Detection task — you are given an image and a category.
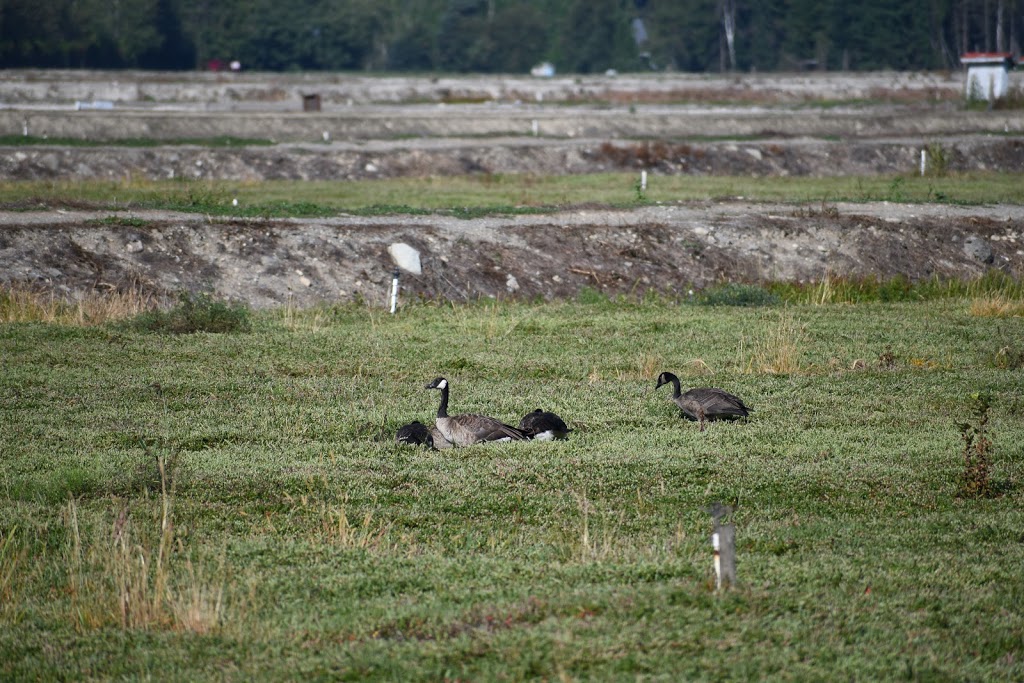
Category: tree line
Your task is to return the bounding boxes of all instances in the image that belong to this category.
[1,0,1020,73]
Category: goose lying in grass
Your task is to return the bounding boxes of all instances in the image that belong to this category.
[518,409,572,441]
[395,420,453,449]
[655,371,751,432]
[425,377,529,447]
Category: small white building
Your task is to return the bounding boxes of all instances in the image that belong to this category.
[960,52,1015,100]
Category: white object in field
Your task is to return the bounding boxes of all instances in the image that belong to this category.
[390,271,399,314]
[920,150,926,176]
[532,119,539,136]
[388,243,422,275]
[960,53,1013,100]
[712,531,722,591]
[531,62,555,78]
[641,170,648,191]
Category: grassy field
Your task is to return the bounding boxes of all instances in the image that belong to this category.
[1,295,1023,680]
[3,171,1024,216]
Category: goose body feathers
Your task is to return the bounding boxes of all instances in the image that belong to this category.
[655,371,751,430]
[425,377,529,447]
[518,409,572,441]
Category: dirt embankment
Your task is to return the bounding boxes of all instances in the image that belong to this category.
[3,203,1021,308]
[2,71,1023,306]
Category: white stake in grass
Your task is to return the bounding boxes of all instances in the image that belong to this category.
[706,502,737,592]
[389,269,400,314]
[641,170,648,191]
[920,149,926,177]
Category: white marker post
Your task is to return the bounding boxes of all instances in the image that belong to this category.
[706,502,737,592]
[920,149,926,177]
[641,170,648,191]
[712,531,722,591]
[389,269,400,314]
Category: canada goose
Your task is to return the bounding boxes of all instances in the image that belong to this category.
[655,371,751,432]
[395,420,432,447]
[518,409,572,441]
[395,420,453,449]
[425,377,529,447]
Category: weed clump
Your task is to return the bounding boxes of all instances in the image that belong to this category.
[959,393,995,499]
[993,343,1024,370]
[130,291,250,334]
[695,283,780,307]
[877,345,898,370]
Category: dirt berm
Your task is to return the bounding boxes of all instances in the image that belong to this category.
[2,202,1021,308]
[2,70,1023,306]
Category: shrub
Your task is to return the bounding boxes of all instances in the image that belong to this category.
[959,393,994,499]
[129,291,251,334]
[695,283,780,307]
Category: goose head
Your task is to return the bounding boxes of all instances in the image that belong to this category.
[654,371,678,390]
[425,377,448,391]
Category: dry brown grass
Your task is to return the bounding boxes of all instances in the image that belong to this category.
[743,313,807,374]
[969,295,1024,318]
[612,353,665,381]
[0,526,25,614]
[63,458,227,632]
[0,283,162,325]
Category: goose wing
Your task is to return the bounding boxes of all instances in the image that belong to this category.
[686,388,751,418]
[519,409,571,439]
[441,414,529,446]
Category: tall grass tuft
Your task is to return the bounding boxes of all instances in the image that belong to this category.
[573,492,622,563]
[0,283,160,324]
[0,527,24,615]
[772,271,1024,305]
[743,313,807,374]
[317,501,396,551]
[129,291,251,334]
[63,456,227,632]
[970,294,1024,318]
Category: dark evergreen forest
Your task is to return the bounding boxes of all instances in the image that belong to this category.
[1,0,1020,73]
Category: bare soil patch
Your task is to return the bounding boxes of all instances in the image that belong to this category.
[3,203,1021,308]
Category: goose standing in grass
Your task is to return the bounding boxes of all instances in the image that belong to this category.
[395,420,453,450]
[518,409,572,441]
[655,371,751,432]
[425,377,529,447]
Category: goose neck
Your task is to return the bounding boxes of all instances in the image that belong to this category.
[436,384,449,418]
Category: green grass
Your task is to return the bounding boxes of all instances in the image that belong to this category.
[2,298,1023,680]
[2,172,1024,216]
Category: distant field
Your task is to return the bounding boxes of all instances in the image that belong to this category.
[4,172,1024,215]
[1,297,1022,680]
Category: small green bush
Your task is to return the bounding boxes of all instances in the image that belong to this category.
[129,291,251,334]
[959,393,995,499]
[577,286,610,305]
[694,283,780,307]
